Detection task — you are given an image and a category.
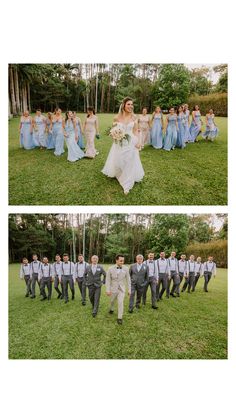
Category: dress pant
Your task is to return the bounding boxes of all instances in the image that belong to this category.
[76,277,87,303]
[24,275,31,296]
[88,284,101,314]
[62,275,74,302]
[54,274,64,297]
[142,276,157,306]
[204,272,212,291]
[110,288,125,319]
[40,276,52,299]
[156,273,167,300]
[182,273,195,292]
[175,272,185,295]
[129,282,144,310]
[31,272,40,297]
[168,270,180,296]
[192,273,200,291]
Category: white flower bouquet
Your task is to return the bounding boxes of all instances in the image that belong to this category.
[109,125,131,146]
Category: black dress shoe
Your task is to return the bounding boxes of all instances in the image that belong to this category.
[72,295,75,300]
[128,309,133,313]
[40,297,47,301]
[92,313,97,318]
[117,319,123,325]
[25,294,29,297]
[109,310,114,314]
[170,293,176,298]
[152,305,158,309]
[60,295,64,299]
[30,295,36,299]
[176,294,180,297]
[136,305,140,309]
[65,300,69,304]
[82,302,86,306]
[57,294,62,299]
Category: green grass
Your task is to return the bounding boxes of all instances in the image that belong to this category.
[9,263,227,359]
[9,114,227,205]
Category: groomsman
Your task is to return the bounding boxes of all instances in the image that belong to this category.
[175,254,188,296]
[20,257,32,297]
[60,253,75,303]
[53,254,64,299]
[84,255,106,317]
[192,257,203,291]
[129,255,149,312]
[182,255,195,293]
[143,252,158,309]
[202,256,217,292]
[156,252,170,301]
[167,251,180,298]
[75,254,89,305]
[38,256,53,301]
[30,253,41,298]
[106,255,131,325]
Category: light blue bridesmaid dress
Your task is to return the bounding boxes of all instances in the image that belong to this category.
[33,115,47,147]
[176,113,186,148]
[202,115,219,140]
[20,118,35,149]
[163,114,177,151]
[183,109,191,142]
[189,111,202,142]
[65,120,84,162]
[52,119,65,156]
[46,119,55,149]
[150,114,163,149]
[75,117,84,149]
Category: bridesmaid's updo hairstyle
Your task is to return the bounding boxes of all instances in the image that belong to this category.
[54,107,62,114]
[87,106,95,117]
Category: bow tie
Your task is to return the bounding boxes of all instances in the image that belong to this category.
[44,264,48,266]
[149,261,153,263]
[33,261,37,263]
[79,262,83,264]
[161,259,165,261]
[117,267,122,269]
[65,262,68,264]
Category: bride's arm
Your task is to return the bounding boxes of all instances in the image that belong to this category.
[112,116,119,126]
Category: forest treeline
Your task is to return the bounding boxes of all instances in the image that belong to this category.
[9,64,227,116]
[9,214,228,266]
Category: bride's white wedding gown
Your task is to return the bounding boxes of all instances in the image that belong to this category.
[102,121,144,193]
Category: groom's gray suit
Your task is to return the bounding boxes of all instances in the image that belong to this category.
[129,263,149,310]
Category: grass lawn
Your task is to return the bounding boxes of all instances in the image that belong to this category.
[9,264,227,359]
[8,114,227,205]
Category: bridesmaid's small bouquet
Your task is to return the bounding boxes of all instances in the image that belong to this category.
[109,126,130,146]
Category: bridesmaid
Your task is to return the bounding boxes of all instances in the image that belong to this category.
[73,112,84,149]
[202,109,219,141]
[137,107,150,149]
[64,111,84,162]
[19,110,35,149]
[176,106,186,148]
[52,108,65,156]
[183,104,191,143]
[163,107,178,151]
[83,107,100,158]
[32,109,47,148]
[189,105,202,142]
[150,106,163,149]
[46,112,55,149]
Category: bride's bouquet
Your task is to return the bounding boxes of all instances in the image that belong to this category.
[109,125,131,146]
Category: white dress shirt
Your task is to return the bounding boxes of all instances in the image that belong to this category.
[168,257,179,272]
[53,261,62,276]
[136,263,143,272]
[195,262,203,275]
[39,263,52,279]
[30,260,41,276]
[157,258,170,275]
[203,261,216,275]
[187,261,196,274]
[20,264,30,278]
[61,261,75,278]
[178,260,187,274]
[145,260,158,278]
[76,261,88,278]
[91,264,97,275]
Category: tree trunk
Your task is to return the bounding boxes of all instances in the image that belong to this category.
[14,67,21,114]
[9,65,17,115]
[27,82,31,112]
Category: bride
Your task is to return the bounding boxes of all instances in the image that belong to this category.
[102,97,144,194]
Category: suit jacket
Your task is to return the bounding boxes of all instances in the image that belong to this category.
[106,265,131,294]
[84,264,106,287]
[129,263,149,287]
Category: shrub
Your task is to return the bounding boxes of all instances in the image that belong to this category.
[185,240,227,268]
[188,93,227,116]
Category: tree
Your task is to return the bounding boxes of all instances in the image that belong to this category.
[151,64,191,109]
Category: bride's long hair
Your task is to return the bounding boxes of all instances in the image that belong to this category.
[118,97,134,116]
